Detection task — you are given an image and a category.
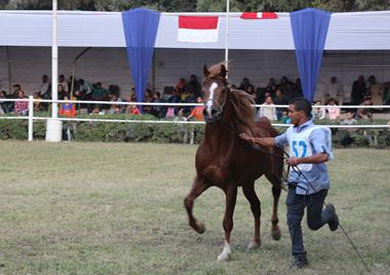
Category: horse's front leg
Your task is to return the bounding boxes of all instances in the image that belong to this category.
[184,176,209,234]
[217,184,238,261]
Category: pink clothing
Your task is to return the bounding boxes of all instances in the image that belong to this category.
[326,106,340,120]
[15,100,28,114]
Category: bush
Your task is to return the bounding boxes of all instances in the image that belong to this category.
[0,114,389,148]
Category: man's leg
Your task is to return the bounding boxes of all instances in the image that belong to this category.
[306,189,339,231]
[286,187,306,260]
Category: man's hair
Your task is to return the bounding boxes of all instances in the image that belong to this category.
[289,97,312,117]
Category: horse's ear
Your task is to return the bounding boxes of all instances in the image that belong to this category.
[203,64,210,77]
[220,64,227,78]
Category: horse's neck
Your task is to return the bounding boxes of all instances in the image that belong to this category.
[203,122,236,152]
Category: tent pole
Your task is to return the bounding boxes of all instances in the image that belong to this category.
[225,0,230,79]
[51,0,58,118]
[6,46,11,94]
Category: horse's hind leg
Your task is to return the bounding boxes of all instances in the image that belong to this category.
[184,176,209,234]
[242,181,262,250]
[265,174,282,241]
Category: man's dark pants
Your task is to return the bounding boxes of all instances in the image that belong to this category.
[286,186,332,258]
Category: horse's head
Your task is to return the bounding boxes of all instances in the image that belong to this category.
[202,64,229,123]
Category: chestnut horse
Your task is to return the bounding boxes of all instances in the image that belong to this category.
[184,63,284,261]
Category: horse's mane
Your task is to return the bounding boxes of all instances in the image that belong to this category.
[229,88,256,135]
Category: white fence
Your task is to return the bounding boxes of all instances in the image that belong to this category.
[0,97,389,142]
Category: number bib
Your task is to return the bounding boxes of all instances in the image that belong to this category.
[287,125,326,172]
[291,138,313,171]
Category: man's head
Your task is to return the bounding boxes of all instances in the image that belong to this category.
[13,84,21,92]
[288,98,312,126]
[330,76,337,84]
[42,75,48,83]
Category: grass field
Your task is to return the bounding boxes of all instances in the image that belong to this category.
[0,141,389,275]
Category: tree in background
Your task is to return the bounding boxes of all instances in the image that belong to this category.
[1,0,390,12]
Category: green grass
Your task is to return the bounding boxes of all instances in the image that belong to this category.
[0,141,389,274]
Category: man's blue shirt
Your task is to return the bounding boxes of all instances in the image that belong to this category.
[274,120,333,195]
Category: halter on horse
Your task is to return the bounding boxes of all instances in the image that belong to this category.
[184,63,284,261]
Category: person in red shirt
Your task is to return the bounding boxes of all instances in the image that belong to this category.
[130,105,141,115]
[59,95,76,118]
[187,97,204,121]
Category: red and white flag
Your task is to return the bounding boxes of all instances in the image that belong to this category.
[240,12,278,20]
[177,16,219,43]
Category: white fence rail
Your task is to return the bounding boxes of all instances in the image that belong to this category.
[0,97,389,142]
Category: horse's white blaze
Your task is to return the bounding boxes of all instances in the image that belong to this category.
[217,240,231,261]
[206,82,218,117]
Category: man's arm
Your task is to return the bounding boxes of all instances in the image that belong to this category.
[239,133,275,147]
[287,153,329,166]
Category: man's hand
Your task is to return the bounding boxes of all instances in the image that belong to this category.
[286,157,300,166]
[239,133,254,142]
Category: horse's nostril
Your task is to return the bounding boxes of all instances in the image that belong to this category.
[211,109,217,116]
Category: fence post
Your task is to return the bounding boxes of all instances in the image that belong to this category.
[28,95,33,141]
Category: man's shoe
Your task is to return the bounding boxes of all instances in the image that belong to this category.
[290,256,309,269]
[326,204,339,231]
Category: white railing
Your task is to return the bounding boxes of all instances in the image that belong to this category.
[0,97,389,142]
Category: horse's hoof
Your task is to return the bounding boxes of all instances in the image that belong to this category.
[247,240,261,250]
[217,253,230,262]
[271,229,281,241]
[195,222,206,234]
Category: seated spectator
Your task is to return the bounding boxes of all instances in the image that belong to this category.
[0,90,8,113]
[150,92,164,118]
[280,110,291,124]
[58,74,69,92]
[91,106,105,115]
[339,111,357,147]
[58,84,66,100]
[239,77,251,92]
[326,98,340,120]
[77,79,92,99]
[351,75,366,105]
[357,96,373,121]
[92,82,109,101]
[185,74,201,98]
[144,89,153,114]
[168,89,181,115]
[313,100,326,120]
[59,95,76,118]
[108,94,123,114]
[33,92,43,112]
[187,97,204,121]
[246,85,256,97]
[273,88,289,120]
[367,75,384,107]
[257,96,277,121]
[175,108,187,122]
[324,76,344,105]
[129,105,141,115]
[14,91,29,115]
[176,78,186,92]
[40,74,51,100]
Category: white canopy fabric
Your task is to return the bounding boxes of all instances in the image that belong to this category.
[0,10,389,50]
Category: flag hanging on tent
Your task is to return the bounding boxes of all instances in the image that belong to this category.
[177,16,219,43]
[240,12,278,19]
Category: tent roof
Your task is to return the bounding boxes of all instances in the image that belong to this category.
[0,10,390,50]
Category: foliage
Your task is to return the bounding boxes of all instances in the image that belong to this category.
[2,0,390,12]
[0,114,388,148]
